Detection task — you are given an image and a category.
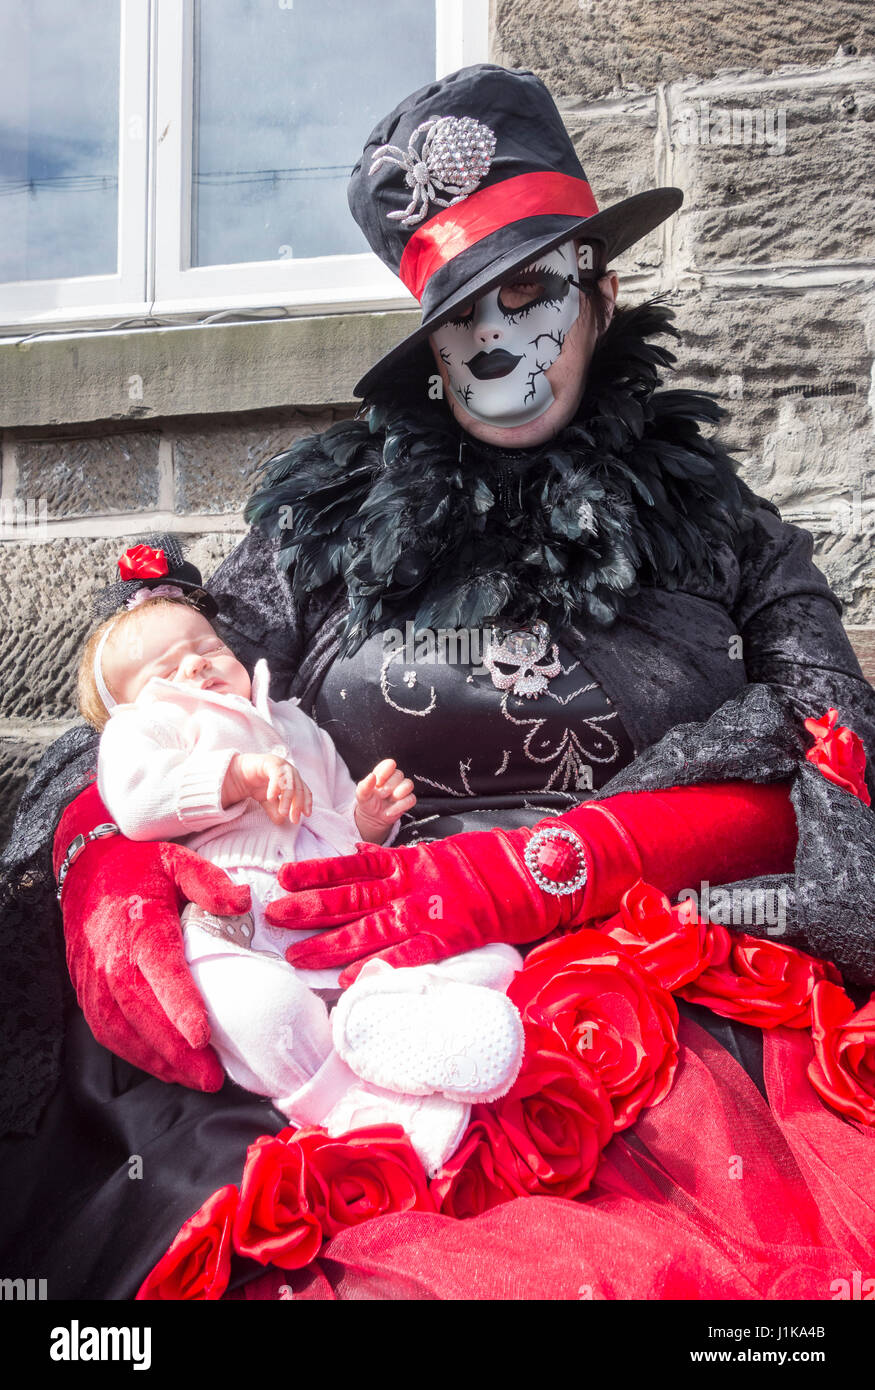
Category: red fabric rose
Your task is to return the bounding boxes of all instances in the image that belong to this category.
[430,1112,528,1218]
[293,1125,434,1237]
[679,934,839,1029]
[508,928,679,1131]
[597,878,726,991]
[807,981,875,1125]
[136,1183,237,1301]
[118,543,168,581]
[804,708,871,806]
[488,1023,613,1199]
[233,1135,322,1269]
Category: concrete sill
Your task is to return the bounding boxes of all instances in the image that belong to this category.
[0,309,421,430]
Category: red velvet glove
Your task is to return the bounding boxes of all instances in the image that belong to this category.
[269,780,798,985]
[53,782,252,1089]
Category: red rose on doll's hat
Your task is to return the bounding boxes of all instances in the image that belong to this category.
[93,532,218,621]
[117,544,169,581]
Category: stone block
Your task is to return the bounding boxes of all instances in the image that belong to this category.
[565,104,666,273]
[847,627,875,686]
[672,85,875,269]
[0,733,49,854]
[14,430,160,518]
[492,0,874,102]
[173,408,348,515]
[663,282,875,621]
[0,532,246,722]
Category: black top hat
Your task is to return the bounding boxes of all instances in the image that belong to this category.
[349,63,682,398]
[93,533,218,621]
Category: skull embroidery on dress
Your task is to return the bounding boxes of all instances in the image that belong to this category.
[429,240,581,428]
[482,620,561,699]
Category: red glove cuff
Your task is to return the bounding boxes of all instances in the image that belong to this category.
[554,779,798,924]
[53,780,109,881]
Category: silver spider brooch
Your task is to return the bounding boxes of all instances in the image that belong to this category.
[369,115,496,229]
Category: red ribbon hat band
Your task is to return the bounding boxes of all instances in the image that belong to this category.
[398,171,600,303]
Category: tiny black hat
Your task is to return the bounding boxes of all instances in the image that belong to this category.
[93,534,218,621]
[348,63,682,397]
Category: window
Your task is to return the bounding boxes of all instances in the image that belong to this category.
[0,0,489,332]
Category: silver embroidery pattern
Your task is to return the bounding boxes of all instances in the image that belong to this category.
[377,635,624,799]
[369,116,497,229]
[381,644,437,716]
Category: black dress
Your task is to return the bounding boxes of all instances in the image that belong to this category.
[314,624,636,836]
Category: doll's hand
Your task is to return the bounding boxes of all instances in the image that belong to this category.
[354,758,416,843]
[224,753,313,827]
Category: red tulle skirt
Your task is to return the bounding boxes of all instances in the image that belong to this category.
[225,1017,875,1300]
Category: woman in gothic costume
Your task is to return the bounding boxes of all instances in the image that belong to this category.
[1,65,874,1301]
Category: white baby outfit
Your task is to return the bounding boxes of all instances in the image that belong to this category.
[96,658,524,1174]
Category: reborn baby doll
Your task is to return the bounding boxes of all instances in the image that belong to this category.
[77,583,525,1174]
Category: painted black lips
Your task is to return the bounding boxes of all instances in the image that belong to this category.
[464,349,522,380]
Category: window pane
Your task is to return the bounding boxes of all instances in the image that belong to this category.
[191,0,436,266]
[0,0,120,282]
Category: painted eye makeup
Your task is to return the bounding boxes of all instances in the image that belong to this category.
[447,301,475,327]
[498,266,570,319]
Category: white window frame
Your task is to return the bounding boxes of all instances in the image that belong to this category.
[0,0,489,333]
[0,0,151,329]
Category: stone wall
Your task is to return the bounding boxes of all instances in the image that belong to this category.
[1,0,874,851]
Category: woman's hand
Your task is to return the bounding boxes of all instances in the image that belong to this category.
[223,752,313,826]
[264,781,798,986]
[54,782,251,1089]
[354,758,416,843]
[266,826,572,985]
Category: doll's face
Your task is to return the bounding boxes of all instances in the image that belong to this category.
[104,604,252,705]
[429,239,618,448]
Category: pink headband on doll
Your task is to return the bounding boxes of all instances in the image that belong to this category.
[93,585,185,712]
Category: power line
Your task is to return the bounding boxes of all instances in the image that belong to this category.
[0,162,351,197]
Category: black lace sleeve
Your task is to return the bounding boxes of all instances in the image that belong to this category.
[205,523,307,701]
[595,503,875,988]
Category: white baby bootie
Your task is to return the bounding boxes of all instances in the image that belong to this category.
[330,958,526,1105]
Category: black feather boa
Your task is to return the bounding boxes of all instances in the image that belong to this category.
[245,298,760,657]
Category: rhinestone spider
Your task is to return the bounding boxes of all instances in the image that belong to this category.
[369,115,496,229]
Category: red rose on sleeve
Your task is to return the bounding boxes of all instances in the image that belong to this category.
[679,934,839,1030]
[507,928,679,1131]
[488,1023,613,1199]
[430,1112,528,1218]
[294,1125,435,1237]
[136,1184,238,1301]
[804,708,871,806]
[807,981,875,1125]
[597,878,728,992]
[233,1135,323,1270]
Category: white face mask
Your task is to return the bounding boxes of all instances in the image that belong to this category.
[430,240,582,429]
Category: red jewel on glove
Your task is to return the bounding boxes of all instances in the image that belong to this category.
[538,837,577,881]
[524,826,588,895]
[118,544,169,581]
